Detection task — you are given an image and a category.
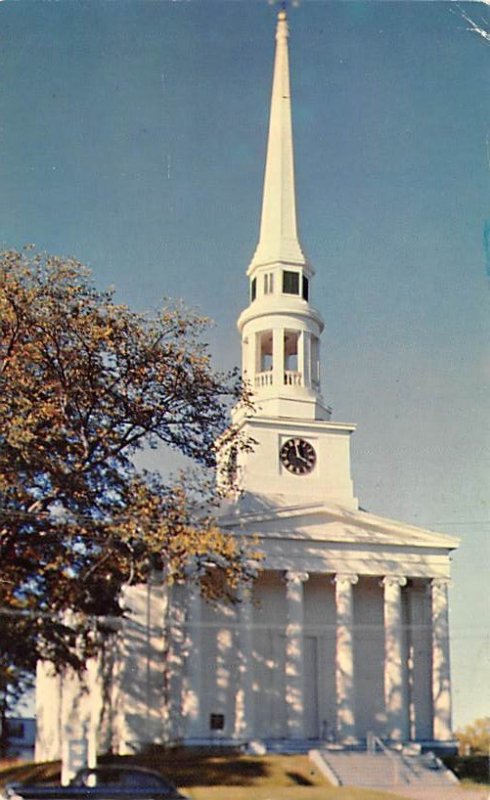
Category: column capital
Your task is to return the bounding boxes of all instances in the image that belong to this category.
[333,573,358,587]
[284,570,309,584]
[381,575,407,589]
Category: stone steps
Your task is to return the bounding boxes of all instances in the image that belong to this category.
[311,748,458,789]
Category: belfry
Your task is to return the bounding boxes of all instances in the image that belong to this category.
[35,7,459,773]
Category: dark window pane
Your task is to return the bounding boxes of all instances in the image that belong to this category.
[283,271,299,295]
[302,276,309,301]
[251,278,256,301]
[210,713,225,730]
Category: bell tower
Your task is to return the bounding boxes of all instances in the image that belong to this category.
[227,9,358,509]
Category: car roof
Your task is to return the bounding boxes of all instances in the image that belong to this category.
[81,766,164,776]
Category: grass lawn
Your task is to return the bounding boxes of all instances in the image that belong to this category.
[0,753,411,800]
[103,749,410,798]
[459,778,490,791]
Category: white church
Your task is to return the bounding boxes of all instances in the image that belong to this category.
[36,8,459,773]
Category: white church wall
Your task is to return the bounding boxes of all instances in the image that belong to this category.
[303,635,320,738]
[35,654,103,780]
[236,421,356,503]
[353,578,386,738]
[303,574,337,740]
[199,596,237,741]
[252,572,288,738]
[167,584,186,742]
[118,582,168,750]
[406,580,433,740]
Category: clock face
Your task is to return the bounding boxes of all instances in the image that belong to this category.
[280,438,316,475]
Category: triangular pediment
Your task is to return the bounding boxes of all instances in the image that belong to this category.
[219,492,459,552]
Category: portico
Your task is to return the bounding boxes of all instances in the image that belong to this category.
[172,499,457,749]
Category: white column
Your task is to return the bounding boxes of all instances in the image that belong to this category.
[431,578,453,741]
[334,573,358,742]
[182,585,202,739]
[111,628,132,755]
[382,576,408,741]
[285,570,309,738]
[35,661,62,762]
[86,656,103,769]
[234,585,255,740]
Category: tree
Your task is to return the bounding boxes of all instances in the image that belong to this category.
[0,248,253,713]
[456,717,490,756]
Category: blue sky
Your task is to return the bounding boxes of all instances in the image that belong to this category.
[1,0,489,729]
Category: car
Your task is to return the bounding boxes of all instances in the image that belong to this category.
[2,765,188,800]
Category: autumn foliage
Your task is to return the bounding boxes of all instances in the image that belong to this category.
[456,717,490,756]
[0,249,251,709]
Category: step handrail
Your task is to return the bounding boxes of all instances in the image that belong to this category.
[366,732,404,785]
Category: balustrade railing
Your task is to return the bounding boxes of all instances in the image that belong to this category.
[284,370,302,386]
[255,370,304,388]
[255,371,273,388]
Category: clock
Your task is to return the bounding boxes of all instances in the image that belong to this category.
[280,437,316,475]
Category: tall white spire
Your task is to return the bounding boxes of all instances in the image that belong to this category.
[236,6,328,424]
[249,9,307,272]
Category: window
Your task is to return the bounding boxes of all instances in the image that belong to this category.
[284,331,299,372]
[210,713,225,731]
[251,278,257,302]
[283,270,299,295]
[302,275,309,301]
[258,330,273,371]
[264,272,274,295]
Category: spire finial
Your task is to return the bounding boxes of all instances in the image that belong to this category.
[267,0,299,13]
[250,0,305,271]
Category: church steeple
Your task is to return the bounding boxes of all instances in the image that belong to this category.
[250,9,307,271]
[221,7,358,508]
[236,7,330,424]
